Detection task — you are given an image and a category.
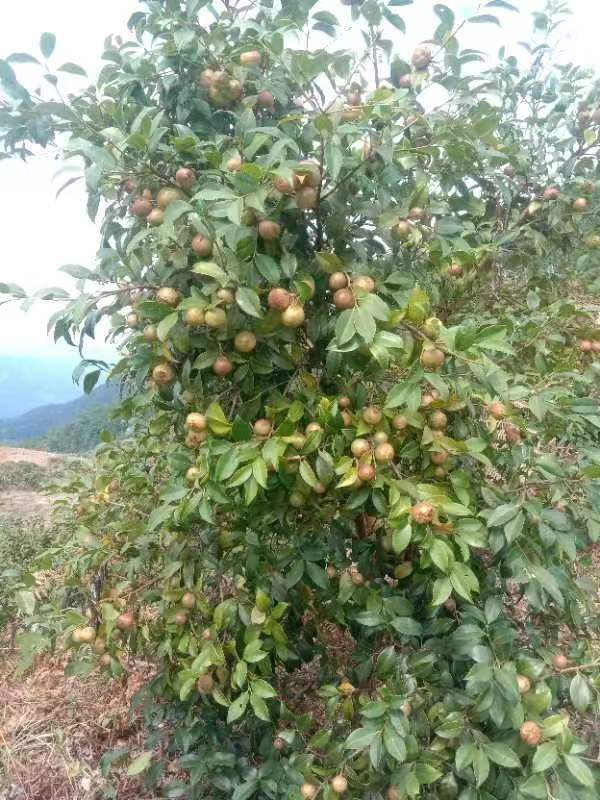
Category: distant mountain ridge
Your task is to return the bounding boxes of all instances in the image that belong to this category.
[0,355,86,418]
[0,383,118,445]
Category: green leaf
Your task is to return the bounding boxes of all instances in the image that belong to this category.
[285,559,304,589]
[57,62,87,77]
[484,742,521,768]
[299,460,317,488]
[249,692,270,721]
[563,754,594,787]
[227,691,250,723]
[127,750,153,776]
[469,13,500,24]
[15,590,36,615]
[252,458,268,489]
[251,678,277,699]
[192,261,229,286]
[383,725,406,762]
[391,617,422,637]
[157,312,179,341]
[355,307,377,343]
[532,742,558,772]
[392,523,411,554]
[485,503,520,528]
[236,287,263,318]
[40,32,56,58]
[431,577,452,606]
[473,748,490,788]
[344,727,378,750]
[569,673,592,713]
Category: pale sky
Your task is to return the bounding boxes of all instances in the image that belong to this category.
[0,0,596,361]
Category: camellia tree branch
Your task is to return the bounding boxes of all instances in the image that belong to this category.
[1,0,600,798]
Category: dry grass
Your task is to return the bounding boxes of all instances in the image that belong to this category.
[0,650,157,800]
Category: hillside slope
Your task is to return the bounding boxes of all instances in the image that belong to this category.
[0,383,118,445]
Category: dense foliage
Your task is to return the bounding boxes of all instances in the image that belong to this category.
[1,0,600,798]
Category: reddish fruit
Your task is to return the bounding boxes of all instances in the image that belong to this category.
[503,165,515,178]
[412,45,433,70]
[258,220,281,240]
[126,312,139,329]
[429,410,448,430]
[334,288,355,309]
[300,784,317,800]
[350,570,365,586]
[398,74,412,89]
[294,161,321,189]
[99,653,112,668]
[338,395,352,409]
[234,331,257,353]
[517,675,531,694]
[213,355,233,377]
[226,155,243,172]
[420,348,445,370]
[182,593,196,609]
[184,308,205,327]
[329,272,348,291]
[401,702,411,716]
[296,186,318,210]
[448,263,463,277]
[443,598,457,613]
[373,431,388,444]
[273,736,286,751]
[148,208,164,226]
[273,175,295,194]
[362,406,382,426]
[573,197,588,212]
[592,341,600,353]
[579,339,593,352]
[281,304,305,327]
[123,178,136,193]
[430,450,448,465]
[346,89,361,105]
[186,412,207,432]
[543,186,560,201]
[256,90,275,109]
[410,501,435,524]
[268,287,292,311]
[198,68,215,88]
[191,234,213,257]
[253,419,273,437]
[489,401,506,419]
[386,788,402,800]
[340,410,353,426]
[313,481,327,495]
[305,422,322,435]
[552,653,569,670]
[520,721,542,747]
[374,442,394,464]
[174,611,188,626]
[197,674,214,694]
[131,196,153,217]
[358,463,376,482]
[116,612,135,631]
[240,50,261,67]
[504,422,522,444]
[152,363,176,385]
[175,167,196,189]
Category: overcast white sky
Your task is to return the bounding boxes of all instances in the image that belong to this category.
[0,0,596,361]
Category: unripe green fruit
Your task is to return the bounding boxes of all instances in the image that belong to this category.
[157,186,184,209]
[289,491,305,508]
[423,317,442,338]
[205,308,227,328]
[185,308,205,328]
[351,438,370,457]
[186,467,202,483]
[420,347,445,370]
[217,288,235,305]
[362,406,382,426]
[143,324,158,341]
[234,331,257,353]
[281,304,305,327]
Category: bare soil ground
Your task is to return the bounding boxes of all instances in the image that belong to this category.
[0,448,158,800]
